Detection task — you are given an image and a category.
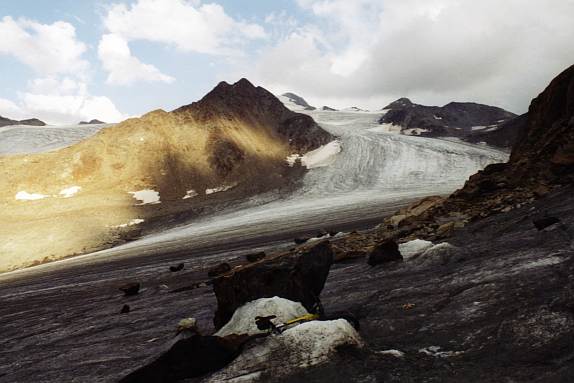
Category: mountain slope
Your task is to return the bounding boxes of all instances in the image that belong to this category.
[379,98,517,146]
[0,79,333,272]
[0,115,46,127]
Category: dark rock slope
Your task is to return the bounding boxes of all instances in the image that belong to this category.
[379,98,517,147]
[0,115,46,127]
[176,80,332,152]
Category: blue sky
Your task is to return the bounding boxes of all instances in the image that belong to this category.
[1,0,574,124]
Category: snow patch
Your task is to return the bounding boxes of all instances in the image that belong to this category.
[205,183,237,195]
[301,140,342,169]
[129,189,160,205]
[15,191,48,201]
[182,189,198,200]
[216,297,308,337]
[59,186,81,198]
[514,256,564,271]
[433,115,443,120]
[471,126,488,131]
[376,349,405,358]
[419,346,464,358]
[399,239,434,259]
[112,218,144,228]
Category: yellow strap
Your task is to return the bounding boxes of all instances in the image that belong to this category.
[284,313,320,325]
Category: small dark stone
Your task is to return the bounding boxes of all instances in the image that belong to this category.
[245,252,266,263]
[532,217,560,231]
[120,304,130,314]
[169,263,185,272]
[294,237,309,244]
[119,282,140,296]
[367,240,403,266]
[208,263,232,278]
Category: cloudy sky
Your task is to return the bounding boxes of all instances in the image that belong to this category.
[1,0,573,124]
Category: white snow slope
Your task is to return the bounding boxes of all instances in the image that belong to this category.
[0,123,111,156]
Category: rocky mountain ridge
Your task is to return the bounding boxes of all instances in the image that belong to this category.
[379,98,519,147]
[0,115,46,127]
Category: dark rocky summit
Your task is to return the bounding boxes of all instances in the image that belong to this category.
[0,115,46,127]
[281,92,316,110]
[175,79,333,153]
[321,106,338,111]
[379,97,517,147]
[79,119,105,125]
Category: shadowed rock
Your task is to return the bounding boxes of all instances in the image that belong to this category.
[169,263,185,272]
[212,241,334,329]
[367,240,403,266]
[119,282,140,297]
[207,263,231,278]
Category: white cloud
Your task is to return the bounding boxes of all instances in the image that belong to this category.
[19,77,126,124]
[249,0,574,113]
[0,16,126,124]
[0,16,88,77]
[99,0,267,85]
[98,34,174,85]
[0,77,126,125]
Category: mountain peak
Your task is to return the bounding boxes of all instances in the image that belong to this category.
[383,98,414,110]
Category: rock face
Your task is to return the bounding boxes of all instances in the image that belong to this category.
[466,113,528,148]
[212,241,334,329]
[0,115,46,127]
[280,92,316,111]
[379,98,517,146]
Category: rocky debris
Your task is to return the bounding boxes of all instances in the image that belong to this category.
[281,92,316,111]
[277,185,574,382]
[0,115,46,127]
[120,304,131,314]
[79,119,105,125]
[119,282,140,297]
[207,263,231,278]
[367,240,403,266]
[382,196,445,229]
[379,98,516,146]
[169,263,185,272]
[532,216,560,231]
[212,241,334,329]
[244,251,266,263]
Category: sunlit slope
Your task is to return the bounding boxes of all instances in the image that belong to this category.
[0,79,332,272]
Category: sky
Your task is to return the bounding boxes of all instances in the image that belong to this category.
[1,0,573,124]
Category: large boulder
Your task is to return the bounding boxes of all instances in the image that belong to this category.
[212,241,334,329]
[367,240,403,266]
